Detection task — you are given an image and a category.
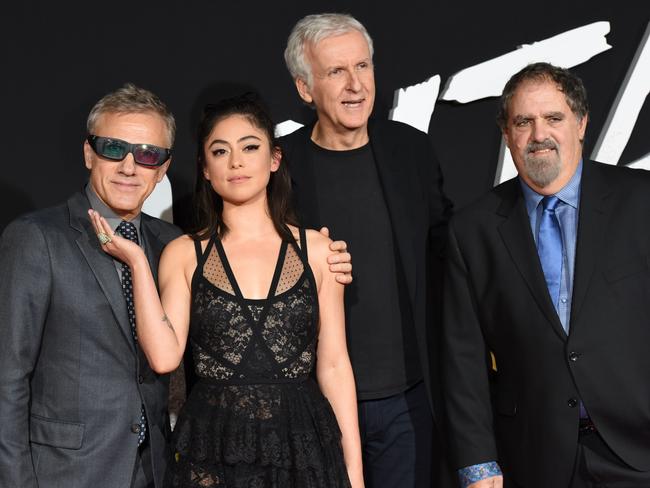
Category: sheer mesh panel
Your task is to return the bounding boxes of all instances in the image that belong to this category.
[203,244,234,294]
[275,242,304,295]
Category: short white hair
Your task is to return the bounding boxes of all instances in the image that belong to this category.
[284,13,374,88]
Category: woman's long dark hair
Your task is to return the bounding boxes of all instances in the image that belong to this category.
[191,93,298,242]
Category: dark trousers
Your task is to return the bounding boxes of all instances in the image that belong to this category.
[570,431,650,488]
[358,381,454,488]
[131,440,155,488]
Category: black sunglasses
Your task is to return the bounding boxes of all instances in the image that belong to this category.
[87,135,172,167]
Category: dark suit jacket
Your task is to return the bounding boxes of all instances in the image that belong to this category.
[442,161,650,487]
[0,191,181,488]
[279,119,452,418]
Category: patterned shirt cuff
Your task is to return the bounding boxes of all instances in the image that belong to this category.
[458,462,502,488]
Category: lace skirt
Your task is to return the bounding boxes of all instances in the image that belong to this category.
[166,379,351,488]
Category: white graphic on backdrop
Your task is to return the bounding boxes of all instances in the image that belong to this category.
[439,22,611,103]
[142,174,174,223]
[591,21,650,170]
[389,75,441,133]
[275,119,305,138]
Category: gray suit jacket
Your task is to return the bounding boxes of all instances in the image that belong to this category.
[0,191,181,487]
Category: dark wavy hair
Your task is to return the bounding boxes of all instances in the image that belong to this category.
[496,62,589,130]
[191,93,297,241]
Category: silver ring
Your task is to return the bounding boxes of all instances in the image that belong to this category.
[97,232,112,245]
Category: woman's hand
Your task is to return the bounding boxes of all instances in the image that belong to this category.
[88,209,145,266]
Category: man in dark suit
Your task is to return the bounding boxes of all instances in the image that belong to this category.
[443,62,650,488]
[0,84,181,487]
[281,13,453,488]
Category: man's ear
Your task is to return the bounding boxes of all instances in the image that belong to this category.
[83,140,94,170]
[295,77,313,105]
[501,127,512,151]
[577,114,588,143]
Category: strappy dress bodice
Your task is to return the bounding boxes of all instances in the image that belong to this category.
[189,231,318,385]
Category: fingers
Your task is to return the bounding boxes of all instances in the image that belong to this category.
[327,251,351,265]
[329,261,353,285]
[327,247,352,285]
[319,226,330,238]
[98,213,111,233]
[328,262,352,273]
[88,210,116,247]
[468,476,503,488]
[334,273,353,285]
[88,209,102,235]
[88,209,107,231]
[328,239,348,253]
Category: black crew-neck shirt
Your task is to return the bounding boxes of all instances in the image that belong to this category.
[310,140,421,400]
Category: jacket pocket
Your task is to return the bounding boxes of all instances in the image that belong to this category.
[603,256,648,283]
[30,414,85,449]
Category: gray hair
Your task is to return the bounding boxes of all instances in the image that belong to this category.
[86,83,176,146]
[497,62,589,130]
[284,13,374,87]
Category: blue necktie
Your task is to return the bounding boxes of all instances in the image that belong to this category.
[117,220,147,446]
[537,196,563,312]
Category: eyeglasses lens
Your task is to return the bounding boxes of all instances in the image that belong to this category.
[133,146,162,166]
[101,140,127,160]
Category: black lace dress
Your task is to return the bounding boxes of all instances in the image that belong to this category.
[168,228,351,488]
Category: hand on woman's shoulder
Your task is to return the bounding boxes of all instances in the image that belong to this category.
[304,228,332,259]
[286,225,331,258]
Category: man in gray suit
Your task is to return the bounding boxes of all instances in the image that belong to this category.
[0,84,181,487]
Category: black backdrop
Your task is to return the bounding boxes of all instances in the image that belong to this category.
[2,1,648,231]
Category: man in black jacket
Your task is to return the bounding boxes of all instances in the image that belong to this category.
[281,13,453,488]
[443,63,650,488]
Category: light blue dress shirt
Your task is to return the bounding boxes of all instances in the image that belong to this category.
[520,160,581,331]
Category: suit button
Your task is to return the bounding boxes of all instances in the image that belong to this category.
[131,424,141,434]
[138,375,144,384]
[567,398,578,408]
[569,352,580,362]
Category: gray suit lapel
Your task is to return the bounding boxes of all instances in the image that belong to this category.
[496,183,567,340]
[68,192,136,352]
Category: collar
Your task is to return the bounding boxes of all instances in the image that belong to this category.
[85,183,142,234]
[520,159,583,217]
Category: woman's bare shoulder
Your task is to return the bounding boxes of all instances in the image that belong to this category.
[285,225,330,254]
[161,234,203,262]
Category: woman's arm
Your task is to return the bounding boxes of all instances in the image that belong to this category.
[89,210,193,373]
[307,229,364,488]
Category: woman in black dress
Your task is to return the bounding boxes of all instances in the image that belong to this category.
[89,94,363,487]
